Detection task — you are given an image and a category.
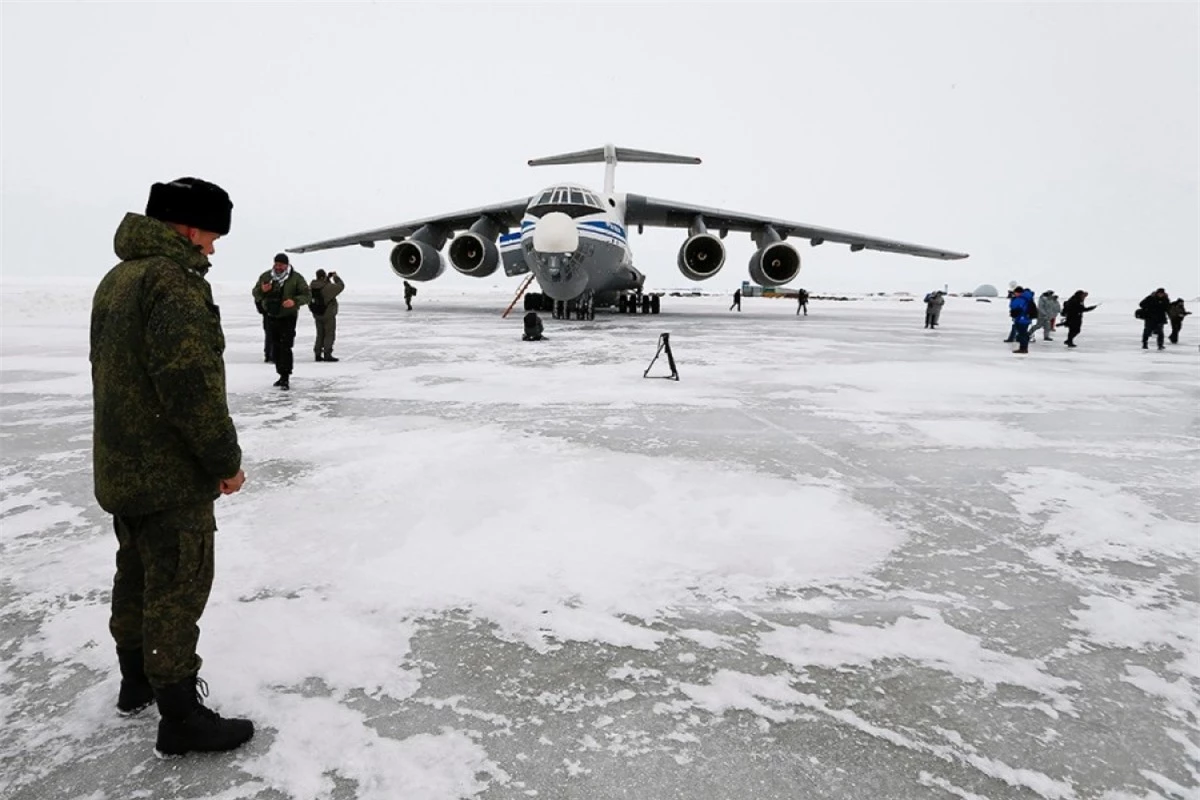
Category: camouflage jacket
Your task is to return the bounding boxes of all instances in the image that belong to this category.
[252,269,310,317]
[309,275,345,316]
[90,213,241,516]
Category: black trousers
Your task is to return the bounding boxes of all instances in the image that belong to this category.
[1142,321,1165,348]
[261,315,274,361]
[267,314,298,377]
[1065,321,1082,344]
[1169,318,1183,344]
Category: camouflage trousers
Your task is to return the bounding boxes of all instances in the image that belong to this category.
[109,502,216,686]
[312,312,337,358]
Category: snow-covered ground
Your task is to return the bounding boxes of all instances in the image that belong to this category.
[2,280,1197,800]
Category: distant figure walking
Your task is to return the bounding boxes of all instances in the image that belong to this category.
[1138,288,1171,350]
[1003,285,1024,342]
[1009,287,1036,353]
[1029,290,1061,341]
[730,288,742,312]
[923,291,945,328]
[403,280,417,311]
[796,288,809,316]
[1061,290,1097,348]
[1167,298,1191,344]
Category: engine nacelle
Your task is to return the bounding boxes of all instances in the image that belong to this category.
[448,233,500,278]
[390,240,444,282]
[748,242,801,287]
[677,233,725,281]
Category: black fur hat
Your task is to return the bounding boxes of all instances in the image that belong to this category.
[145,177,232,235]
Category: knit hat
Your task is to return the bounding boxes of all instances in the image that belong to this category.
[274,253,289,265]
[145,178,232,235]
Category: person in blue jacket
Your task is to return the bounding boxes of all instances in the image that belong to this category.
[1009,288,1037,354]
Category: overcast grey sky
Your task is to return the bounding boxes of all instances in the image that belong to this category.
[2,2,1196,297]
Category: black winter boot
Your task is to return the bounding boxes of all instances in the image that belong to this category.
[154,677,254,758]
[116,648,155,716]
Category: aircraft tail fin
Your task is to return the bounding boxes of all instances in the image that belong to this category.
[528,145,701,167]
[528,144,701,194]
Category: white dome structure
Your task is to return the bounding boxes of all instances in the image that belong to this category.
[973,284,999,297]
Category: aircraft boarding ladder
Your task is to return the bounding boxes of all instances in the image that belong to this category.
[501,274,536,318]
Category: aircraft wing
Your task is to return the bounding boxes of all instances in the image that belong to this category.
[623,194,968,260]
[286,198,531,253]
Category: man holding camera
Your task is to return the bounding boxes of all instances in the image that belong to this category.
[309,268,345,362]
[252,254,310,389]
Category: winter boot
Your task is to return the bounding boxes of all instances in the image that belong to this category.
[315,353,324,362]
[116,648,155,716]
[323,356,339,363]
[154,676,254,758]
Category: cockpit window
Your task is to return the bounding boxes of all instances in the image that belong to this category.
[528,185,605,218]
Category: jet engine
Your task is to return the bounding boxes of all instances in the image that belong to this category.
[677,234,725,280]
[390,241,444,282]
[448,234,499,277]
[747,225,800,287]
[448,216,503,277]
[677,215,725,281]
[748,242,801,287]
[390,224,447,282]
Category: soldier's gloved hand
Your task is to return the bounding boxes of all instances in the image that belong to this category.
[219,469,246,495]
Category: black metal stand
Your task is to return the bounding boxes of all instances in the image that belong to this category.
[643,332,679,381]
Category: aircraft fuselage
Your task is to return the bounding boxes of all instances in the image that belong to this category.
[500,183,644,305]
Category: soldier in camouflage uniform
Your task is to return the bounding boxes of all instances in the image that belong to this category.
[91,177,254,757]
[309,268,345,362]
[252,253,310,389]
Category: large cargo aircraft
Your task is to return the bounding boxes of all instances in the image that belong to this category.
[288,145,967,315]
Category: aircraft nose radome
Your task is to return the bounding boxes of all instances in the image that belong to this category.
[532,212,579,254]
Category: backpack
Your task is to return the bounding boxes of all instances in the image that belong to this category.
[1134,308,1145,320]
[310,285,327,315]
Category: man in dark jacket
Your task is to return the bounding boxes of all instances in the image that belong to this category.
[403,280,417,311]
[1168,298,1191,344]
[1062,290,1097,348]
[252,254,310,389]
[309,268,345,362]
[90,177,253,757]
[730,288,742,312]
[796,288,809,316]
[1139,288,1171,350]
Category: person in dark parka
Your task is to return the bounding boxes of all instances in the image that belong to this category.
[1167,298,1191,344]
[1062,290,1097,348]
[1139,288,1171,350]
[252,254,310,389]
[796,288,809,316]
[522,312,545,341]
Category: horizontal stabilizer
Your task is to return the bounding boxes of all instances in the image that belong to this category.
[528,144,701,167]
